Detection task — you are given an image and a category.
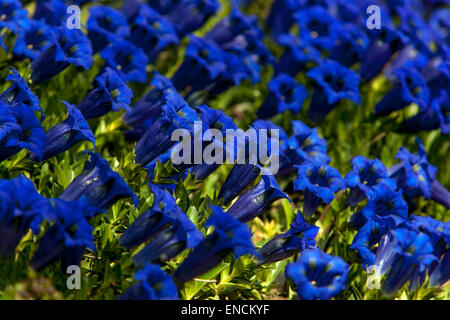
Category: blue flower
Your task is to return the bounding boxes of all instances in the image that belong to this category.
[266,0,302,36]
[33,0,67,26]
[257,211,319,265]
[430,250,450,287]
[31,26,93,83]
[294,163,345,218]
[374,228,437,295]
[120,264,178,300]
[87,5,130,53]
[345,156,397,206]
[218,164,261,206]
[0,102,46,162]
[100,39,148,83]
[375,67,429,116]
[429,9,450,43]
[120,185,202,250]
[286,249,349,300]
[257,73,308,118]
[0,176,49,259]
[329,23,368,67]
[227,171,289,222]
[146,0,180,14]
[383,45,429,81]
[13,19,56,61]
[307,60,361,123]
[0,68,43,119]
[128,4,179,63]
[0,0,28,32]
[173,205,257,284]
[31,101,95,162]
[430,179,450,210]
[422,60,449,99]
[276,34,322,77]
[77,67,133,119]
[166,0,220,37]
[30,198,97,271]
[60,152,138,210]
[409,215,450,257]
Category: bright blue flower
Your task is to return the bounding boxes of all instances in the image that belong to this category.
[31,26,93,83]
[345,156,397,206]
[128,4,179,63]
[218,164,261,206]
[257,73,308,118]
[286,249,349,300]
[173,205,257,284]
[276,34,322,76]
[13,19,56,61]
[0,176,49,259]
[307,60,361,123]
[0,0,28,32]
[33,0,67,26]
[100,39,148,83]
[120,185,202,250]
[409,215,450,257]
[294,163,345,218]
[87,5,130,53]
[31,101,95,162]
[30,198,97,271]
[77,67,133,119]
[383,45,429,81]
[60,152,138,210]
[0,102,46,161]
[120,264,178,300]
[429,9,450,43]
[329,24,368,68]
[257,211,319,265]
[227,171,289,222]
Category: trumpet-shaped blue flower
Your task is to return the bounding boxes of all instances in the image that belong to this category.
[409,215,450,257]
[33,0,67,26]
[0,0,27,32]
[266,0,302,36]
[60,152,138,210]
[307,60,361,123]
[77,67,133,119]
[257,211,319,265]
[430,250,450,287]
[31,26,93,83]
[286,249,349,300]
[329,24,368,67]
[294,163,345,218]
[429,9,450,43]
[173,205,257,284]
[13,19,56,61]
[218,164,261,206]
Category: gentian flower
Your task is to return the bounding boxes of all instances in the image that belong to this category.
[286,249,349,300]
[409,215,450,257]
[0,0,28,32]
[276,34,322,76]
[77,67,133,119]
[13,19,56,61]
[374,228,437,295]
[120,264,178,300]
[100,39,148,83]
[218,164,261,206]
[31,101,95,162]
[146,0,180,15]
[33,0,67,26]
[257,73,308,118]
[421,59,449,99]
[173,205,257,284]
[128,4,179,63]
[120,185,202,250]
[430,250,450,287]
[87,5,130,53]
[383,45,429,81]
[294,163,345,218]
[307,60,361,123]
[429,9,450,43]
[31,26,93,83]
[257,211,319,265]
[375,67,429,116]
[266,0,302,36]
[30,198,97,271]
[345,156,397,206]
[0,102,46,162]
[227,171,289,222]
[60,152,139,210]
[329,24,368,68]
[0,176,49,259]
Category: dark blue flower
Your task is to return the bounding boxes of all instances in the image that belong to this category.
[430,179,450,210]
[0,176,49,259]
[276,34,322,76]
[30,198,97,271]
[120,184,202,250]
[257,74,308,119]
[430,250,450,287]
[329,23,368,68]
[87,5,130,53]
[307,60,361,123]
[33,0,67,26]
[13,19,56,61]
[227,171,289,222]
[409,215,450,257]
[128,4,179,63]
[146,0,181,15]
[0,102,46,162]
[429,9,450,43]
[294,163,345,218]
[257,211,319,265]
[100,39,148,83]
[0,0,28,32]
[77,67,133,119]
[60,152,138,210]
[266,0,302,36]
[345,156,397,206]
[31,26,93,83]
[421,59,449,99]
[383,45,429,81]
[218,164,261,206]
[286,249,349,300]
[120,264,178,300]
[173,205,257,284]
[31,101,95,162]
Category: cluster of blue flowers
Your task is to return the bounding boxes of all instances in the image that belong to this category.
[0,0,449,300]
